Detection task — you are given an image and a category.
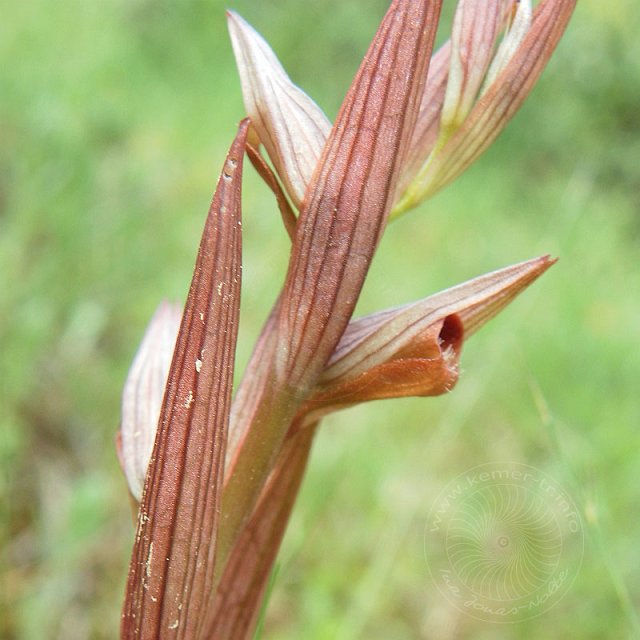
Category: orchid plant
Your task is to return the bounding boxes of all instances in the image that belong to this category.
[116,0,576,637]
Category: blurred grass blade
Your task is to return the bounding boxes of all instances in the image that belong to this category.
[441,0,502,132]
[118,301,182,503]
[227,11,331,210]
[203,428,314,639]
[304,255,554,416]
[121,119,249,640]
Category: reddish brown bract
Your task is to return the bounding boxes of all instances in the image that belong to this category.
[121,121,248,640]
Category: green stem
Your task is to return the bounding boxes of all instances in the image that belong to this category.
[214,379,301,582]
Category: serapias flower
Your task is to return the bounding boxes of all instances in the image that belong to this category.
[118,1,575,637]
[393,0,576,215]
[118,256,553,504]
[305,255,554,419]
[227,0,576,219]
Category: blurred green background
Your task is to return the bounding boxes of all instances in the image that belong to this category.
[2,0,639,638]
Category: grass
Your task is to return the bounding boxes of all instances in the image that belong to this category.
[2,0,639,638]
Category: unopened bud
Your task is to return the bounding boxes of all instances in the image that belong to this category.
[227,11,331,210]
[118,301,182,501]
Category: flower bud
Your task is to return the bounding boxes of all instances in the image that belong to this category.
[227,11,331,210]
[118,301,181,501]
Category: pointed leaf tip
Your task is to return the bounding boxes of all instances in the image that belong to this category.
[441,0,502,132]
[121,120,249,640]
[445,254,556,337]
[227,11,331,209]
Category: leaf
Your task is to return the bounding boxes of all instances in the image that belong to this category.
[227,11,331,210]
[275,0,444,390]
[225,306,279,469]
[120,119,249,640]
